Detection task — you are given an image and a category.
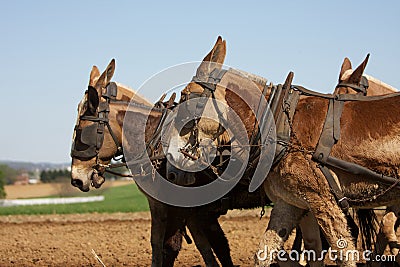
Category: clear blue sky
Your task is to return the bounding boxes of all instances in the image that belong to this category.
[1,1,399,163]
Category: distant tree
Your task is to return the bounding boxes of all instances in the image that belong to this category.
[40,170,50,183]
[0,164,18,185]
[40,169,71,183]
[0,168,6,199]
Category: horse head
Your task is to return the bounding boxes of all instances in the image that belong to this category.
[335,54,370,95]
[163,37,229,185]
[335,54,396,96]
[165,37,269,187]
[70,59,134,191]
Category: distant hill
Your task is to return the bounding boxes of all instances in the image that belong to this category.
[0,160,70,171]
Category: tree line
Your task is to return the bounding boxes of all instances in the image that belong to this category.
[0,165,72,199]
[40,169,71,183]
[0,167,6,198]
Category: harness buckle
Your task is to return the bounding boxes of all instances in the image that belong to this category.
[338,197,350,213]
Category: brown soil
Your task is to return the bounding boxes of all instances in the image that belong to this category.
[0,209,268,267]
[0,209,395,267]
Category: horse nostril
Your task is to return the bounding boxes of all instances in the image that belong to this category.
[71,179,83,188]
[168,172,177,182]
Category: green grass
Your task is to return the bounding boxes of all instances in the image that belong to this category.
[0,184,149,216]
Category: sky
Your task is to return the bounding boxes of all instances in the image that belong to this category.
[0,1,399,163]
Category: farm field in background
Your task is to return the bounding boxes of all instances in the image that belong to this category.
[0,182,148,216]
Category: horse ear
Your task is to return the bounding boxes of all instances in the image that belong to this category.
[87,86,99,115]
[196,36,226,80]
[209,37,226,65]
[96,59,116,88]
[348,54,370,84]
[339,58,352,81]
[89,66,100,86]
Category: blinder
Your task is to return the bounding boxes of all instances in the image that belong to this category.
[71,82,120,161]
[176,91,204,131]
[71,123,104,160]
[177,68,227,132]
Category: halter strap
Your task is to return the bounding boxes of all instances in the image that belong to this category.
[71,82,125,161]
[335,76,369,95]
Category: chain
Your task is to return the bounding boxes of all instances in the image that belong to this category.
[260,206,265,219]
[298,105,399,204]
[346,177,400,204]
[283,102,314,156]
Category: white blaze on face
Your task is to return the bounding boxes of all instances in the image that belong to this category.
[166,126,194,169]
[168,98,228,170]
[70,158,95,191]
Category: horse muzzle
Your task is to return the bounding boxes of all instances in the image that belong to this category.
[70,166,105,192]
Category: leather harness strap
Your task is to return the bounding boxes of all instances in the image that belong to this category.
[178,69,227,132]
[310,98,349,211]
[318,164,350,212]
[243,72,300,182]
[335,76,369,95]
[288,84,400,210]
[273,72,301,165]
[176,67,400,212]
[312,98,344,164]
[71,82,172,178]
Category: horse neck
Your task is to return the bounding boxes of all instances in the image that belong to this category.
[218,70,267,139]
[110,83,162,150]
[109,84,156,145]
[114,83,153,105]
[337,70,397,95]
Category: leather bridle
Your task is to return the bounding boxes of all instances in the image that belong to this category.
[176,68,228,162]
[71,82,172,179]
[71,82,129,176]
[335,75,369,95]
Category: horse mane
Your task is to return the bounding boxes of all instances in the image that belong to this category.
[228,68,268,89]
[363,74,397,92]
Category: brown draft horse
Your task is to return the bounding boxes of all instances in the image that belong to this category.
[260,54,400,267]
[167,37,400,267]
[163,37,338,267]
[291,54,400,266]
[70,60,235,267]
[164,37,328,267]
[275,54,400,267]
[335,55,400,266]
